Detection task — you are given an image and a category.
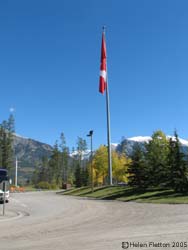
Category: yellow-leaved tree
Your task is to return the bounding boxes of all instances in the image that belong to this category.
[92,145,108,185]
[112,151,131,184]
[92,145,131,186]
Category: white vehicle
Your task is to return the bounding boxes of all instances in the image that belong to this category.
[0,189,9,203]
[0,169,10,203]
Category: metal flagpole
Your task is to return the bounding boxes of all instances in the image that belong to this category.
[15,157,18,187]
[103,27,113,186]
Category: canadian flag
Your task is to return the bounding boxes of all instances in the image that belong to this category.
[99,32,107,94]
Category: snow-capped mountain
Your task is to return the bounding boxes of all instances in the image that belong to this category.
[69,136,188,160]
[116,136,188,156]
[111,143,119,150]
[127,136,152,143]
[11,133,188,183]
[69,149,91,160]
[125,136,188,147]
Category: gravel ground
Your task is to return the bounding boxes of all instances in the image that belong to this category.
[0,191,188,250]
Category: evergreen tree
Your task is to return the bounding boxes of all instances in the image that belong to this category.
[168,131,188,192]
[74,164,82,187]
[145,130,169,187]
[77,137,87,165]
[0,115,15,170]
[81,166,89,186]
[38,156,49,183]
[32,132,71,188]
[48,141,61,186]
[127,142,147,188]
[60,132,69,185]
[73,137,89,187]
[32,167,40,186]
[7,114,15,133]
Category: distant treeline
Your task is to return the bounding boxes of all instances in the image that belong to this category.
[1,115,188,192]
[0,114,15,171]
[34,129,188,193]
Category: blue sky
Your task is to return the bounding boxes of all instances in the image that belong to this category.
[1,0,188,150]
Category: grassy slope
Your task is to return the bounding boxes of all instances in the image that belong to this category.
[61,186,188,204]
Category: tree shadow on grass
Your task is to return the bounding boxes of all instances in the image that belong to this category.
[79,186,110,196]
[139,191,188,202]
[101,187,146,200]
[68,185,188,202]
[102,188,180,202]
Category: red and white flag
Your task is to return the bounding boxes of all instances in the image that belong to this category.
[99,32,107,94]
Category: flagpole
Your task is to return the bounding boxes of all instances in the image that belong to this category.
[103,27,113,186]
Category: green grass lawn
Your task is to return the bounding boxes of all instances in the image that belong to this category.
[21,185,38,191]
[61,186,188,204]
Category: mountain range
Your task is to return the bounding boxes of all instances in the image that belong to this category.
[116,136,188,156]
[12,134,53,183]
[12,134,188,184]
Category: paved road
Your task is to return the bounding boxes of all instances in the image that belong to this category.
[0,192,188,250]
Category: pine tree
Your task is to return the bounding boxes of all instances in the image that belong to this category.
[73,137,89,186]
[127,142,147,188]
[168,131,188,192]
[0,115,15,170]
[60,132,69,186]
[77,137,87,165]
[81,166,89,186]
[38,156,49,183]
[48,141,61,186]
[7,114,15,133]
[75,164,82,187]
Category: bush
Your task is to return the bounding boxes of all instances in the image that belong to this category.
[50,183,58,190]
[35,181,59,190]
[35,181,51,189]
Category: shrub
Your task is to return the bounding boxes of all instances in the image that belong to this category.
[35,181,51,189]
